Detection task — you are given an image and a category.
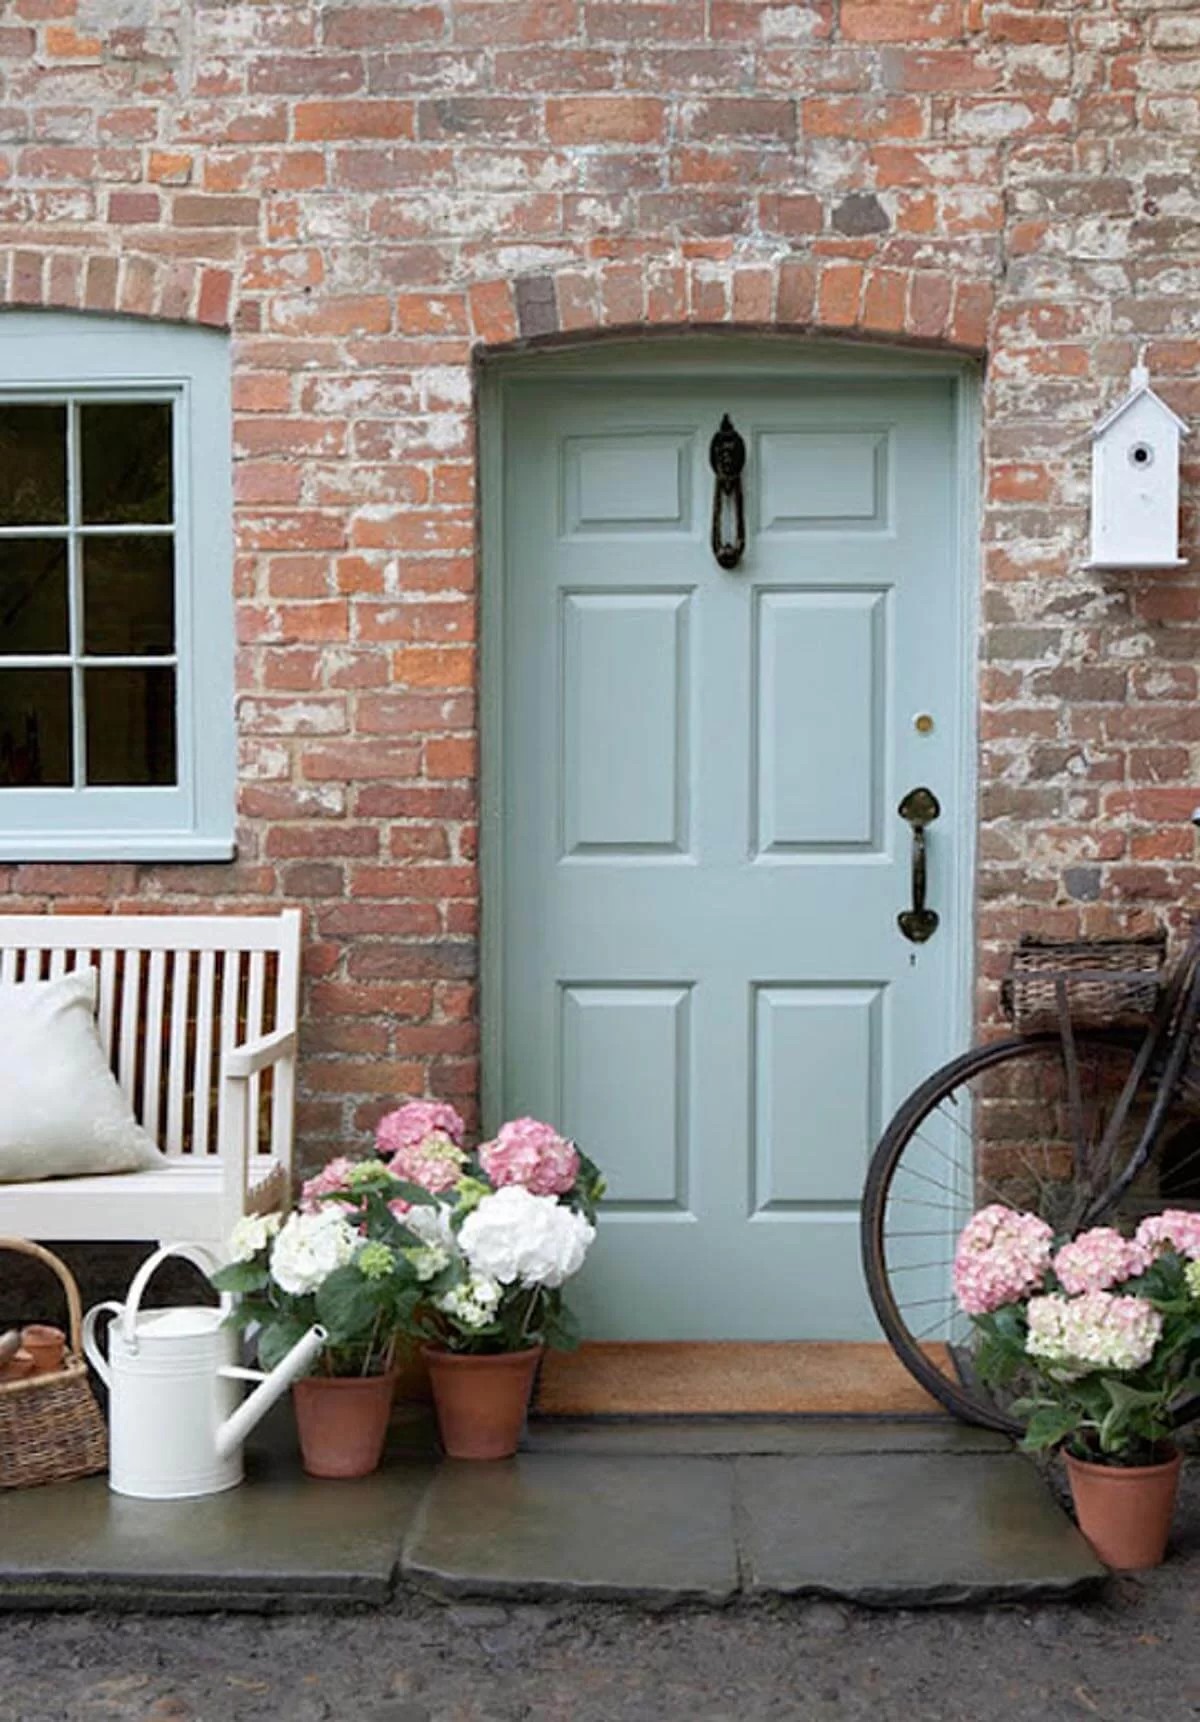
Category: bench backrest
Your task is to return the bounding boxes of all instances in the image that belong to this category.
[0,911,302,1162]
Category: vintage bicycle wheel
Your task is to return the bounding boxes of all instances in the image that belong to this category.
[861,1029,1188,1433]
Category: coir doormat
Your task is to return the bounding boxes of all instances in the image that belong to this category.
[534,1341,947,1417]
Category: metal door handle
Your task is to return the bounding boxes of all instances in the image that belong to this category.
[897,786,940,944]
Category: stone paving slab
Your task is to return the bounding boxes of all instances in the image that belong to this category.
[403,1453,739,1606]
[523,1416,1010,1457]
[0,1415,1103,1612]
[735,1453,1105,1605]
[0,1409,434,1611]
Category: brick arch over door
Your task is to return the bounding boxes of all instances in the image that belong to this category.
[0,248,233,328]
[465,258,993,354]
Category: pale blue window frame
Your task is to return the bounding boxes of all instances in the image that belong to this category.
[0,313,235,860]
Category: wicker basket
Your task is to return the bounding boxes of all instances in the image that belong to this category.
[1001,933,1167,1034]
[0,1239,108,1489]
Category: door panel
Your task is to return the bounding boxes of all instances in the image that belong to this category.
[494,373,966,1339]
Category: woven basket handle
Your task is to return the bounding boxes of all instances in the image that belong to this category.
[0,1237,84,1355]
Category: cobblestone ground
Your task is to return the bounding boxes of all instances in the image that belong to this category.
[3,1470,1199,1722]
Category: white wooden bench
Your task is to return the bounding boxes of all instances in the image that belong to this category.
[0,910,301,1250]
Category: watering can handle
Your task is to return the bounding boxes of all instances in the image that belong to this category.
[81,1300,123,1388]
[121,1242,233,1352]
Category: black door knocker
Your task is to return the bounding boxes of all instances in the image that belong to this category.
[709,413,747,570]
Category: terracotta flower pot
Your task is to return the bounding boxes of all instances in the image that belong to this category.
[423,1345,542,1460]
[1064,1447,1182,1571]
[21,1324,66,1376]
[292,1370,397,1479]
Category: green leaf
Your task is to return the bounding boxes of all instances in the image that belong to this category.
[256,1316,314,1373]
[315,1265,382,1343]
[210,1260,270,1294]
[1019,1405,1080,1453]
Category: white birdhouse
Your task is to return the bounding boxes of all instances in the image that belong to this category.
[1087,362,1188,570]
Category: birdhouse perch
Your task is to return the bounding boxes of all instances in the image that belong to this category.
[1086,361,1189,571]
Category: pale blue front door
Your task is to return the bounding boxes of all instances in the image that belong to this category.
[489,362,969,1339]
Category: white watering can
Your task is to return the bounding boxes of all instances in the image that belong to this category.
[82,1243,326,1500]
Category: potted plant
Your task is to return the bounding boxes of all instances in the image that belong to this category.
[375,1103,604,1460]
[211,1159,426,1479]
[954,1205,1200,1569]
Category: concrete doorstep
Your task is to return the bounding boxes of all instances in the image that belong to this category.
[0,1408,1105,1612]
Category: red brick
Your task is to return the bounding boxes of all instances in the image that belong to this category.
[546,97,665,144]
[294,101,415,142]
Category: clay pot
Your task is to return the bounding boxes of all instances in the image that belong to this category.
[21,1325,66,1376]
[292,1371,397,1480]
[423,1345,542,1461]
[0,1349,36,1383]
[1065,1447,1183,1571]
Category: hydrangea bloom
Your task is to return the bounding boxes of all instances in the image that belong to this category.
[435,1273,502,1331]
[458,1185,594,1289]
[1027,1290,1162,1376]
[298,1155,355,1215]
[385,1129,467,1196]
[953,1204,1054,1316]
[227,1211,282,1263]
[376,1100,465,1156]
[1053,1227,1150,1295]
[355,1241,396,1281]
[479,1117,581,1197]
[401,1202,456,1281]
[1136,1209,1200,1262]
[270,1209,358,1296]
[1186,1260,1200,1301]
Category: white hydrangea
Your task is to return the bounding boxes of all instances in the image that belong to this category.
[404,1202,456,1249]
[1027,1290,1163,1378]
[408,1244,452,1283]
[458,1185,594,1290]
[227,1211,282,1264]
[435,1273,502,1330]
[270,1209,358,1297]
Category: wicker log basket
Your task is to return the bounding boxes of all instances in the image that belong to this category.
[0,1238,107,1488]
[1002,932,1168,1034]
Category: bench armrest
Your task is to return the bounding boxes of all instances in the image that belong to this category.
[225,1026,297,1079]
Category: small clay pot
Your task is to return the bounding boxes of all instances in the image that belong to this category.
[423,1345,543,1461]
[1065,1447,1183,1571]
[292,1370,398,1479]
[0,1349,36,1383]
[20,1325,66,1376]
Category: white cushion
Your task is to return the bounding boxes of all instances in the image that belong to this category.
[0,969,164,1182]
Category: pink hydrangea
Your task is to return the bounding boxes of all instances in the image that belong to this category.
[479,1117,580,1197]
[386,1131,465,1196]
[299,1155,355,1216]
[376,1100,465,1157]
[1053,1227,1150,1295]
[1135,1209,1200,1263]
[953,1204,1054,1316]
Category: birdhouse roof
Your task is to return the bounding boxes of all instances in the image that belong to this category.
[1090,366,1189,441]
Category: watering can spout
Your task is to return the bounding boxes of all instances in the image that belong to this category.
[216,1324,327,1460]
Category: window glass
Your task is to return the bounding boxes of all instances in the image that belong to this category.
[0,668,72,787]
[80,402,173,525]
[83,536,175,656]
[0,539,69,654]
[84,666,176,786]
[0,404,67,527]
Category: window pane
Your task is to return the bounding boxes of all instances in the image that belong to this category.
[0,668,72,786]
[85,666,176,785]
[80,402,173,525]
[0,539,69,655]
[0,404,68,527]
[82,535,174,656]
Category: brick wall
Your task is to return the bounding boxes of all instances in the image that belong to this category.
[1,0,1198,1168]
